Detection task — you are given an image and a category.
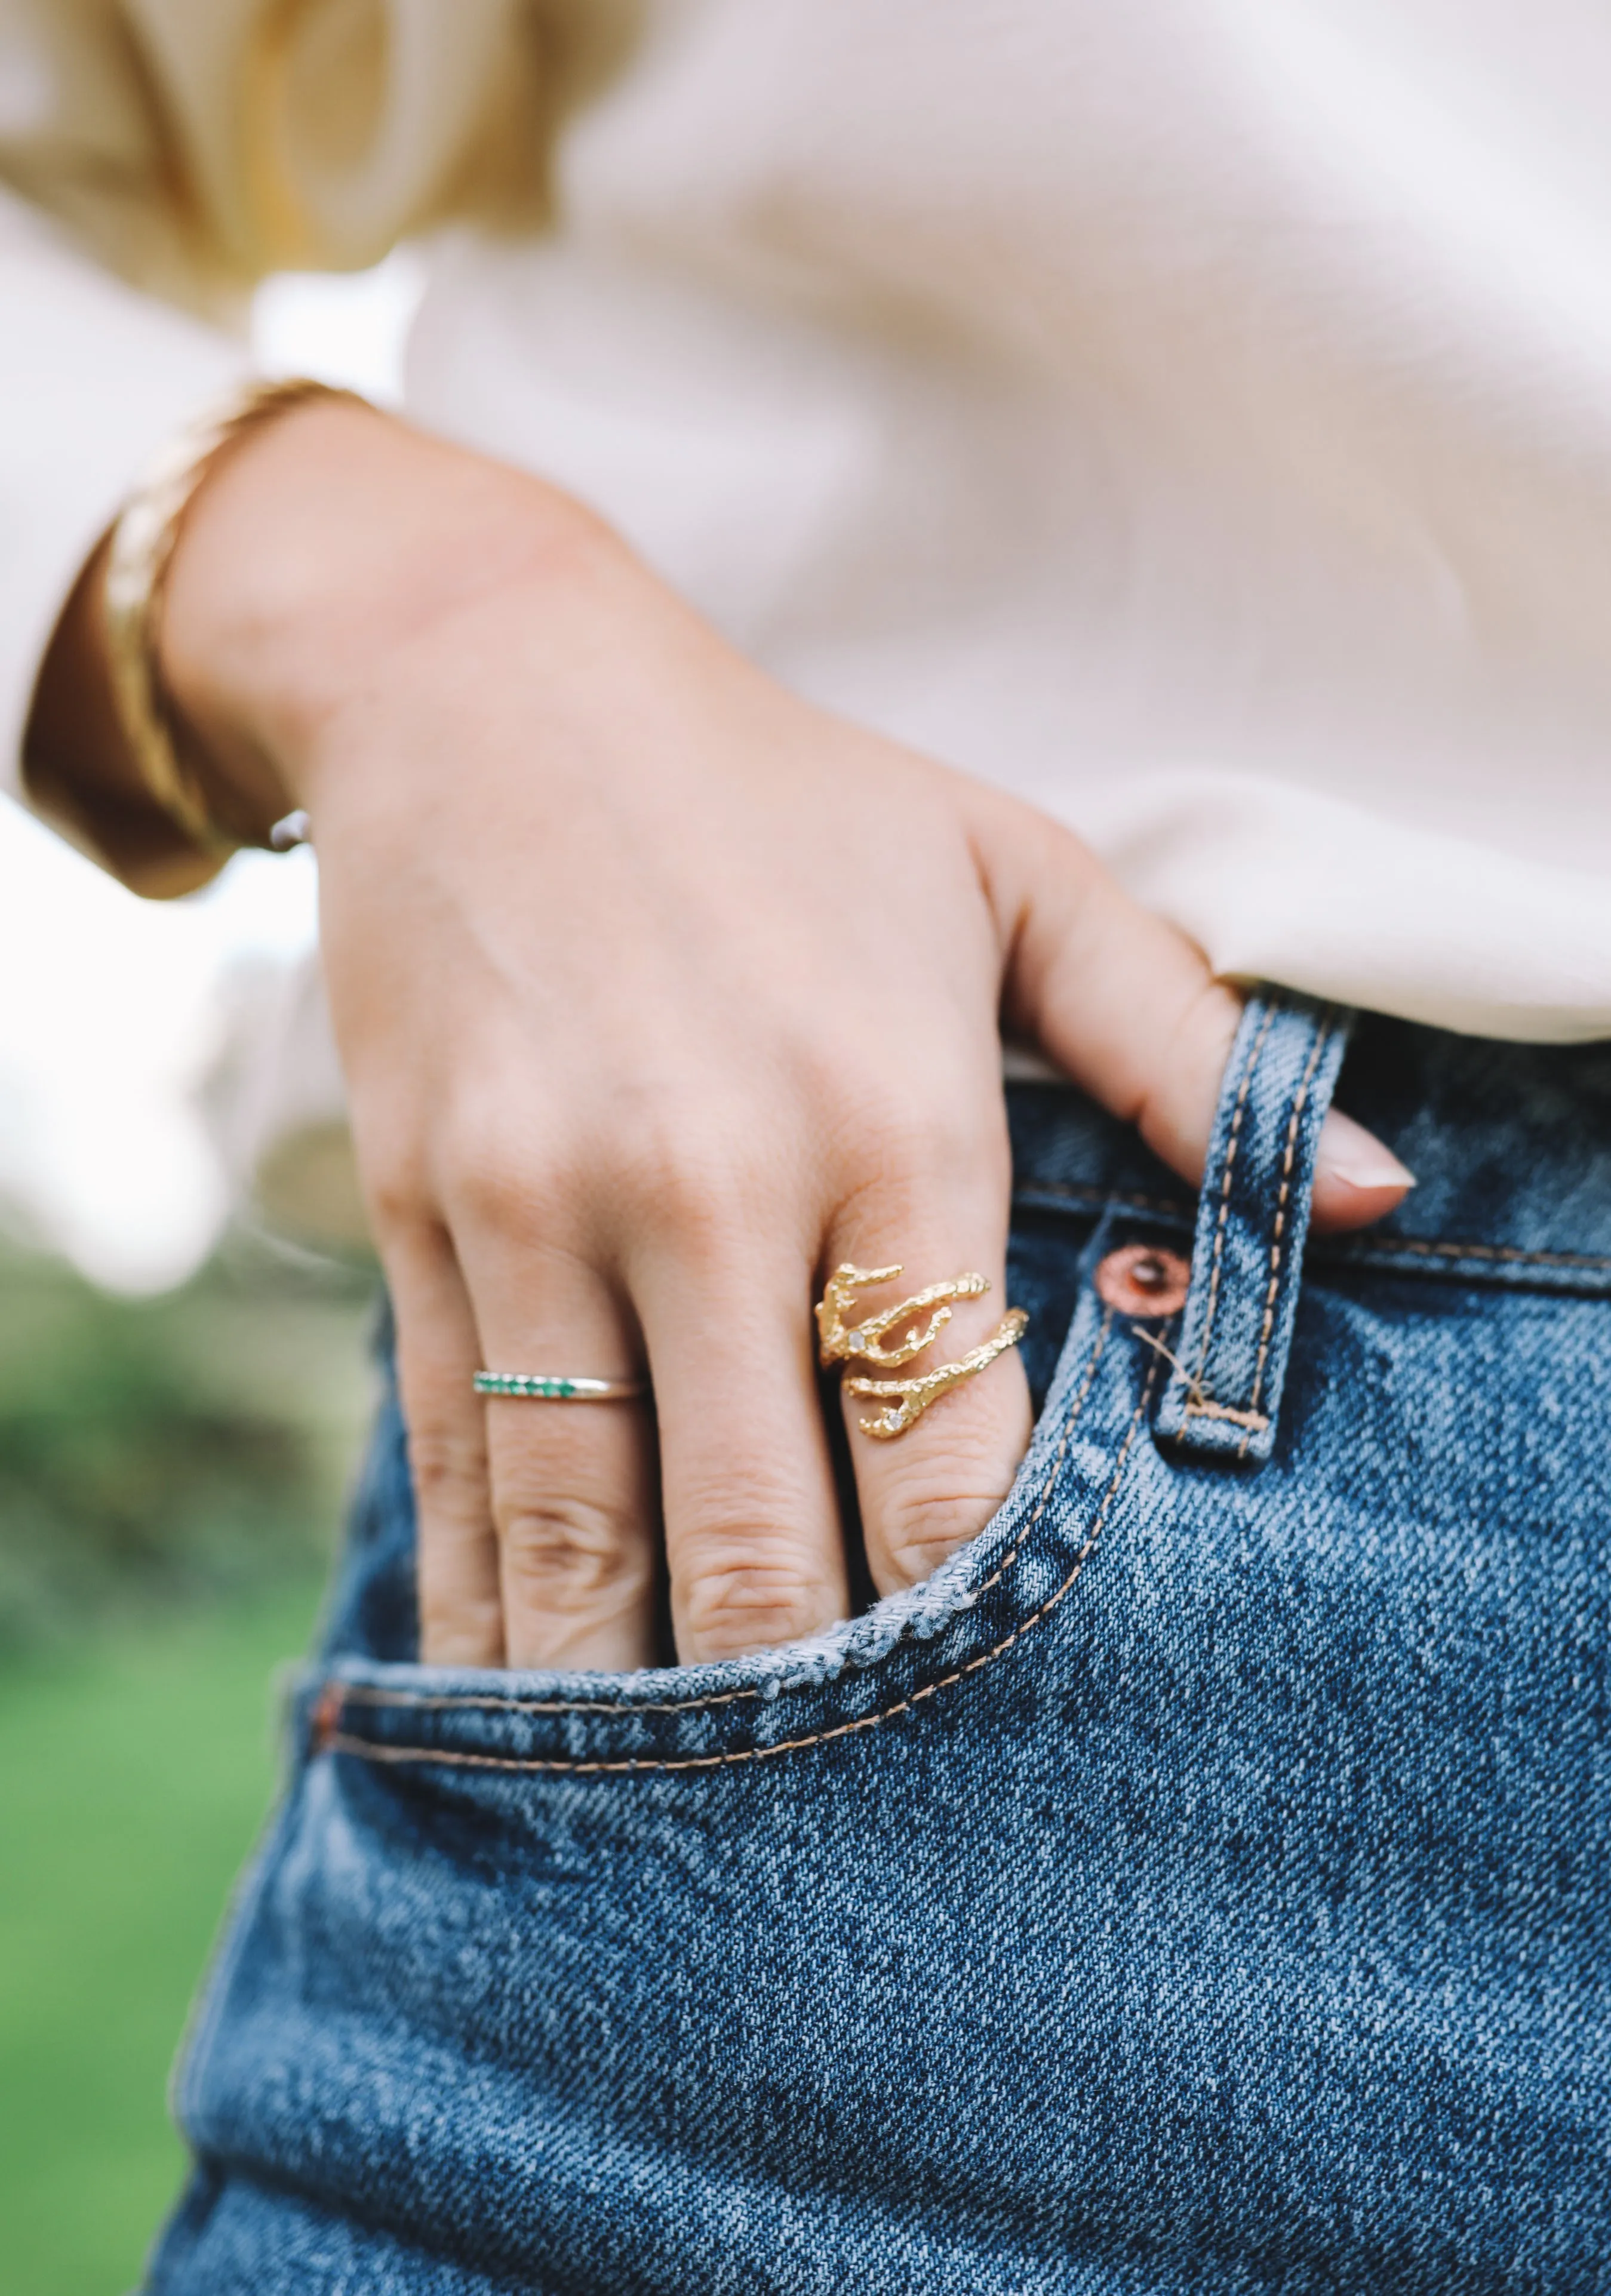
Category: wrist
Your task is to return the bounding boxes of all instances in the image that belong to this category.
[100,380,370,869]
[159,400,611,820]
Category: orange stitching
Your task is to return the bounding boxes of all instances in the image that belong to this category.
[1015,1178,1611,1278]
[1182,1398,1268,1431]
[324,1342,1161,1778]
[1128,1321,1259,1427]
[1345,1236,1611,1272]
[1192,1001,1277,1393]
[327,1313,1114,1726]
[1238,1018,1335,1458]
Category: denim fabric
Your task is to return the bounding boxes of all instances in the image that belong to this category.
[1152,994,1352,1464]
[147,1003,1611,2294]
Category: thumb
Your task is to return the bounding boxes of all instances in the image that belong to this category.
[972,793,1412,1235]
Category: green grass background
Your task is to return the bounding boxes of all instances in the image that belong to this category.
[0,1232,375,2296]
[0,1578,328,2296]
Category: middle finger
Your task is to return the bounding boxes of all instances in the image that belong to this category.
[635,1235,849,1664]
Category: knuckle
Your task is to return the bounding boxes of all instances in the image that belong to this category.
[447,1136,557,1238]
[610,1090,760,1230]
[407,1424,487,1519]
[435,1084,571,1235]
[497,1498,649,1617]
[828,1110,1005,1231]
[364,1149,431,1239]
[417,1590,504,1666]
[875,1464,1016,1588]
[832,1098,931,1184]
[677,1532,839,1660]
[632,1143,740,1233]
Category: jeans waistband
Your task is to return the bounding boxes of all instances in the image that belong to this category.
[1009,992,1611,1452]
[1010,1009,1611,1293]
[1010,996,1611,1467]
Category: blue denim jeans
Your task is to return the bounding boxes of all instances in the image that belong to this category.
[148,996,1610,2292]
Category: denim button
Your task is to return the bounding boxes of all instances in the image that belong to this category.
[1093,1242,1191,1316]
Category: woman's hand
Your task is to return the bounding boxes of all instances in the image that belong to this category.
[155,400,1410,1671]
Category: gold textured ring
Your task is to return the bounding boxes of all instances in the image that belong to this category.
[816,1263,1029,1439]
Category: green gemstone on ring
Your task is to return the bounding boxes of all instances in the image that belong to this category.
[472,1370,645,1402]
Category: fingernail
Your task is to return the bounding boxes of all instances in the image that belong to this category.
[1316,1109,1416,1192]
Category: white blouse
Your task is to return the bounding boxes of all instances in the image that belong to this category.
[5,0,1611,1047]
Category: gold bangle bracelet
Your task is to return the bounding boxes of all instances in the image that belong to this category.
[102,376,365,858]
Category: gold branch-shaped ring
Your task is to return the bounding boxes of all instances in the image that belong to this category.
[815,1262,1029,1439]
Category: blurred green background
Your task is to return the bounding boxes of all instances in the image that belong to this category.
[0,1227,376,2296]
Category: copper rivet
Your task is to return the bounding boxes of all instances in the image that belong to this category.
[1094,1242,1191,1318]
[310,1682,343,1753]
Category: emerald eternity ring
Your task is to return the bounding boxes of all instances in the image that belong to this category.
[473,1372,648,1403]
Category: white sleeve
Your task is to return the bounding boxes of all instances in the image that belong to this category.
[0,0,557,798]
[0,191,246,795]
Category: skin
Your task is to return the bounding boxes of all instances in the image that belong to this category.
[29,398,1413,1671]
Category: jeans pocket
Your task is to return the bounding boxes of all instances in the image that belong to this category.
[306,1270,1158,1781]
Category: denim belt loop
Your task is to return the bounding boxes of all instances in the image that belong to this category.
[1154,988,1354,1466]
